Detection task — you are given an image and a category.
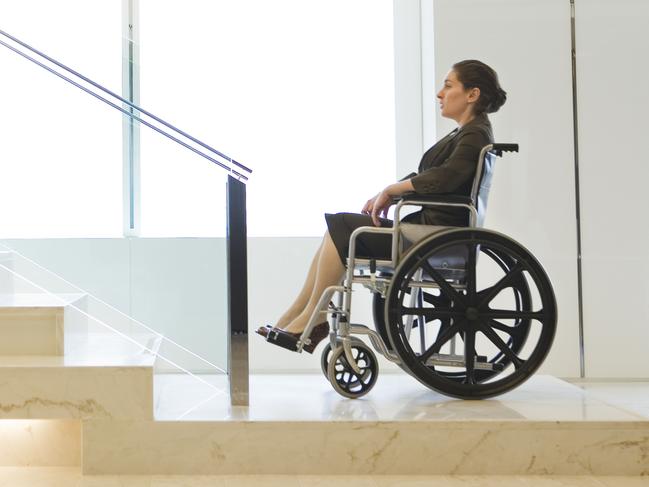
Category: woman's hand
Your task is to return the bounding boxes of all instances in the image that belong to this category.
[361,194,379,216]
[370,190,393,226]
[367,180,416,226]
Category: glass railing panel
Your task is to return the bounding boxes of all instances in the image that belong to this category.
[0,246,229,419]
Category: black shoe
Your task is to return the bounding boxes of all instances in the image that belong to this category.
[255,324,276,338]
[265,322,330,354]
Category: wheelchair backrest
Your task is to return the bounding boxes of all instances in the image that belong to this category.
[471,148,496,228]
[470,143,519,228]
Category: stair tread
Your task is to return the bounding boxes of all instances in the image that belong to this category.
[0,292,86,308]
[0,335,158,367]
[0,354,155,368]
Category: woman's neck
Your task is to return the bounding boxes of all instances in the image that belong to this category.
[456,110,478,128]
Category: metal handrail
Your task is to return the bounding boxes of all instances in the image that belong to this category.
[0,28,252,180]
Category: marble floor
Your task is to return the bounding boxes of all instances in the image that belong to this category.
[571,380,649,419]
[1,468,649,487]
[154,373,649,422]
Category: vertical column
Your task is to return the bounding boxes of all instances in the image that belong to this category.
[122,0,140,236]
[569,0,585,378]
[226,175,249,406]
[393,0,424,180]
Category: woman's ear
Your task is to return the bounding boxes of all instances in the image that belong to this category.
[468,87,481,103]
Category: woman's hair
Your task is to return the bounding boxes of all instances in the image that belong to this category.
[452,60,507,114]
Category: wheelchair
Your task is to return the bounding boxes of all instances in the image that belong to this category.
[296,143,557,400]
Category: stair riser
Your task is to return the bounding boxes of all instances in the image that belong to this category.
[0,367,153,420]
[0,308,63,356]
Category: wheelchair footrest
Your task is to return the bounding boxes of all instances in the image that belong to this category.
[266,329,302,352]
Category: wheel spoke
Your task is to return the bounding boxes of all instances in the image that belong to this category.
[420,318,465,363]
[466,243,477,301]
[464,329,476,384]
[420,260,467,306]
[422,292,451,307]
[487,319,516,335]
[477,321,524,369]
[478,262,525,308]
[482,309,544,321]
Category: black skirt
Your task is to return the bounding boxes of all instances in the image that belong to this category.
[325,212,394,265]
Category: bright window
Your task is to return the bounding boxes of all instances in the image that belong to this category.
[0,0,122,238]
[139,0,396,237]
[0,1,396,238]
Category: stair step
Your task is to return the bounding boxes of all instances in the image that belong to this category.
[0,334,156,420]
[0,293,85,356]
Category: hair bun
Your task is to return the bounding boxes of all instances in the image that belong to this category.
[487,87,507,114]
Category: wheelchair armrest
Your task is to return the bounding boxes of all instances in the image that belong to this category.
[394,193,473,206]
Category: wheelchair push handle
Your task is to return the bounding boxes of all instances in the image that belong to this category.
[490,143,519,157]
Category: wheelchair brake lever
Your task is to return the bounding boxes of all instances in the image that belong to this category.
[370,259,377,287]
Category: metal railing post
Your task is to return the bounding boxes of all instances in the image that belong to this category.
[226,175,249,406]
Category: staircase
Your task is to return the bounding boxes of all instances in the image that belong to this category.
[0,245,228,471]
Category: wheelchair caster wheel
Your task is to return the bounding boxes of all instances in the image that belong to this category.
[327,341,378,399]
[320,337,365,378]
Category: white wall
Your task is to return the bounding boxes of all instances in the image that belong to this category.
[432,0,581,377]
[575,0,649,377]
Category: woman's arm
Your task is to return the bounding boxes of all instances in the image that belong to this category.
[364,179,415,226]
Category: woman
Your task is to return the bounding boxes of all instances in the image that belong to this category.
[257,59,507,353]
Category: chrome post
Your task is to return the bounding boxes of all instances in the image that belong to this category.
[226,176,249,406]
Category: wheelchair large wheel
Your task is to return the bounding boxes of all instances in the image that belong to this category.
[385,228,556,399]
[373,244,533,382]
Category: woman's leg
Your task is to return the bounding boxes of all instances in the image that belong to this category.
[274,239,324,327]
[282,230,345,334]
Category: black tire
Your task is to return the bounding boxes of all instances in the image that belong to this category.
[327,341,379,399]
[320,337,365,378]
[385,228,556,399]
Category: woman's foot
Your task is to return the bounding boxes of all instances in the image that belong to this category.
[264,322,330,354]
[254,324,277,338]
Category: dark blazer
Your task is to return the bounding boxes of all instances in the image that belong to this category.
[401,112,494,226]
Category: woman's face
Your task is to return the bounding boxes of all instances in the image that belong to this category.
[436,70,478,123]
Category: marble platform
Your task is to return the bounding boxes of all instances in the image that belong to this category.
[4,468,649,487]
[80,375,649,476]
